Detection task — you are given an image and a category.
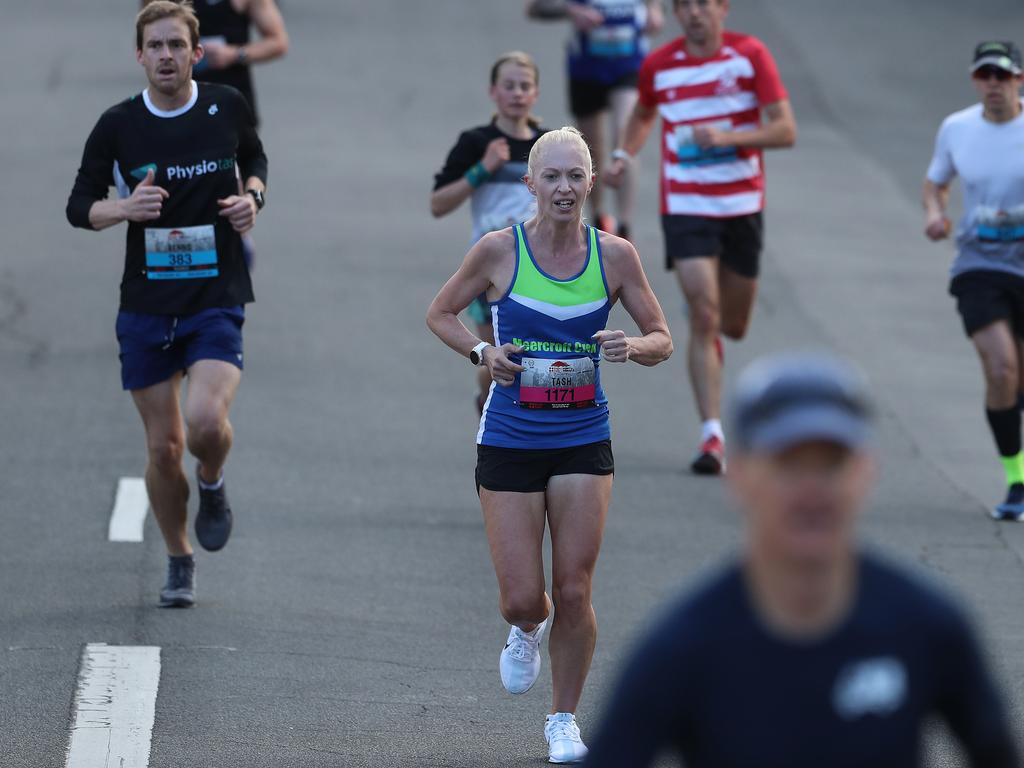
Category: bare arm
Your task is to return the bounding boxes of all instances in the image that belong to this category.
[605,102,658,187]
[526,0,604,29]
[88,168,168,231]
[923,178,952,241]
[430,177,476,218]
[621,101,659,156]
[598,237,672,366]
[430,137,510,218]
[526,0,567,19]
[88,199,129,231]
[426,233,524,384]
[240,0,289,63]
[644,0,665,35]
[707,99,797,151]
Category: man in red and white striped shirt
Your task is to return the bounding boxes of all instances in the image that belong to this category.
[606,0,796,475]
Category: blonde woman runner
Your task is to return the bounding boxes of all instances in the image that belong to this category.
[427,127,671,763]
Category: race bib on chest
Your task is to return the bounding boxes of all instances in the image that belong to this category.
[519,357,596,409]
[144,225,219,280]
[976,206,1024,242]
[588,25,637,58]
[675,120,738,167]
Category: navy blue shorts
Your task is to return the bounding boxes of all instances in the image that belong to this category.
[115,306,245,391]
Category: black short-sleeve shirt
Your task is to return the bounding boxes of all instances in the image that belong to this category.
[67,82,267,316]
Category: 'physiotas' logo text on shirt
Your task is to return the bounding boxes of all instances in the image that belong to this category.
[166,158,235,181]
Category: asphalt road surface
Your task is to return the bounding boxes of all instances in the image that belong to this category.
[2,1,1022,766]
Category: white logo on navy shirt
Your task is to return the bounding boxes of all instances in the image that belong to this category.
[833,657,907,720]
[209,104,219,116]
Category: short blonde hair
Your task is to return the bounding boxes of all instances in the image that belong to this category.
[136,1,200,51]
[527,126,593,179]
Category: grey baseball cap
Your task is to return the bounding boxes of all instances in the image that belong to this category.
[730,352,873,453]
[971,41,1023,75]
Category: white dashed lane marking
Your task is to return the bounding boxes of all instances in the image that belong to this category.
[65,643,161,768]
[108,477,149,542]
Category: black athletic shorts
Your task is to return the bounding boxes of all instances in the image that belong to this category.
[476,440,614,493]
[569,73,640,118]
[661,212,763,278]
[949,269,1024,338]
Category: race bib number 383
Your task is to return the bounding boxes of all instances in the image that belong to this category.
[145,225,218,280]
[519,357,596,409]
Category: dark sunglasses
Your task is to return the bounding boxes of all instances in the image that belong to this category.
[973,66,1015,82]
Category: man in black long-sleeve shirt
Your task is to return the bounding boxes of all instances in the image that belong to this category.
[585,353,1019,768]
[66,1,268,608]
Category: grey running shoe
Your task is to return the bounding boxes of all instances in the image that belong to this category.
[159,555,195,608]
[195,467,233,552]
[993,483,1024,522]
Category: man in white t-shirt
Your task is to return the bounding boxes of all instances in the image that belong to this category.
[924,41,1024,521]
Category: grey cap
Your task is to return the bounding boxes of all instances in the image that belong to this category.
[730,352,873,453]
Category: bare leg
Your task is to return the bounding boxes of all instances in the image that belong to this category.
[972,320,1020,410]
[184,360,241,484]
[545,473,612,713]
[608,88,639,232]
[576,111,606,223]
[717,262,758,340]
[130,373,191,556]
[480,488,551,630]
[675,258,722,421]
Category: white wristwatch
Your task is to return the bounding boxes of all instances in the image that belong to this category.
[610,148,631,162]
[469,341,492,366]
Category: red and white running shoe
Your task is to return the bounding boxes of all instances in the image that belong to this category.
[691,435,726,475]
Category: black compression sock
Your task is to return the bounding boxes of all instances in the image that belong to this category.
[986,407,1022,457]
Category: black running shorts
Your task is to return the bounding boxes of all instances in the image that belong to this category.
[569,73,640,118]
[476,440,614,493]
[949,269,1024,338]
[661,212,763,278]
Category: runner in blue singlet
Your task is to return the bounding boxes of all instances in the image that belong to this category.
[427,126,672,764]
[527,0,664,240]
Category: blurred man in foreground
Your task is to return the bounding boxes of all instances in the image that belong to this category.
[584,353,1019,767]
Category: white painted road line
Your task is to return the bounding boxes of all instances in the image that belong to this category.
[65,644,161,768]
[109,477,149,542]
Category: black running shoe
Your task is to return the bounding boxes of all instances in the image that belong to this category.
[993,483,1024,522]
[159,555,195,608]
[195,467,233,551]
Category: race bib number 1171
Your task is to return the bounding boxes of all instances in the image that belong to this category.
[519,357,596,409]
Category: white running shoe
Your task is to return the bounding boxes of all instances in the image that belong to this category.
[545,712,588,764]
[499,618,548,694]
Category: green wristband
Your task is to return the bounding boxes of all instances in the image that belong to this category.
[465,162,491,189]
